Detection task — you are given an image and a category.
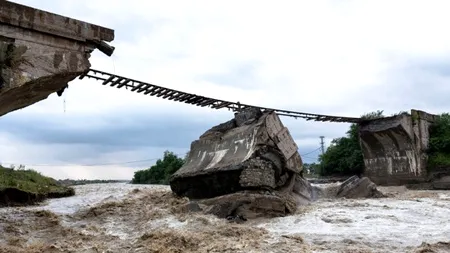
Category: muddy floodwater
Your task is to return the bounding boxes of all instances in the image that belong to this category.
[0,183,449,253]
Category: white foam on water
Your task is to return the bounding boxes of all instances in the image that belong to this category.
[257,197,450,252]
[16,183,161,215]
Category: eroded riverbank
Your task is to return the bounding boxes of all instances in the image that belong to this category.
[0,166,75,207]
[0,183,449,253]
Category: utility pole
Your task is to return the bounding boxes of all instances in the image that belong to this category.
[319,136,325,155]
[319,136,325,176]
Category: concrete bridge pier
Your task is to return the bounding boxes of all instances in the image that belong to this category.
[359,109,438,185]
[0,1,114,117]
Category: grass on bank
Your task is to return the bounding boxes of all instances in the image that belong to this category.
[0,164,68,194]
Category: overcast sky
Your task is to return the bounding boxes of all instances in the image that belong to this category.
[1,0,450,180]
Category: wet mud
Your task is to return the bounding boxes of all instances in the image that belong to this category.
[0,187,75,207]
[0,183,449,253]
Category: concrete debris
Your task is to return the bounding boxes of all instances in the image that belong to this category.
[0,1,114,117]
[170,108,313,219]
[336,175,385,198]
[198,191,299,220]
[312,175,385,199]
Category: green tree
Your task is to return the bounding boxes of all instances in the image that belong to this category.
[318,110,384,176]
[131,151,185,185]
[427,113,450,170]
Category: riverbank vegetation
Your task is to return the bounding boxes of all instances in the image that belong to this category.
[0,165,75,206]
[131,151,185,185]
[427,113,450,170]
[318,111,384,176]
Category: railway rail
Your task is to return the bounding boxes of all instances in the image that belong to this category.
[80,69,364,123]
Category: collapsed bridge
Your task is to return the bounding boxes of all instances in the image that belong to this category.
[80,69,439,186]
[0,1,441,188]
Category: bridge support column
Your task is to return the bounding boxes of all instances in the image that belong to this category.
[359,110,437,185]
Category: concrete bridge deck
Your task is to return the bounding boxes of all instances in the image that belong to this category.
[0,1,114,117]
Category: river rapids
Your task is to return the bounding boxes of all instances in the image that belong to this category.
[0,183,449,253]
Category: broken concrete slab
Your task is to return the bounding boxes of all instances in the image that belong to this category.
[196,175,313,220]
[199,191,296,219]
[0,2,114,117]
[336,175,385,198]
[310,175,385,199]
[170,109,312,219]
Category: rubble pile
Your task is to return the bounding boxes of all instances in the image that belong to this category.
[170,108,313,219]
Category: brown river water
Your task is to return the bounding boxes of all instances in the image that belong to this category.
[0,183,449,253]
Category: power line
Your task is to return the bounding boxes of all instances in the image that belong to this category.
[1,152,188,168]
[302,155,319,159]
[300,147,322,156]
[2,147,323,168]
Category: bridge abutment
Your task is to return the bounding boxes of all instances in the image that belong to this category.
[0,2,114,117]
[359,109,438,185]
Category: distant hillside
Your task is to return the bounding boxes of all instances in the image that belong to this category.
[0,165,75,206]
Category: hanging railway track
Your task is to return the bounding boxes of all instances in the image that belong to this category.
[80,69,364,123]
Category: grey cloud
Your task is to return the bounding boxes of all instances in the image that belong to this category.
[11,0,165,45]
[335,55,450,116]
[45,144,189,167]
[111,16,176,47]
[197,62,261,89]
[282,117,350,139]
[0,112,214,150]
[409,57,450,77]
[1,110,335,164]
[382,57,450,112]
[2,112,340,146]
[47,144,133,163]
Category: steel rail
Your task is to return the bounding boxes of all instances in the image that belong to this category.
[79,69,363,123]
